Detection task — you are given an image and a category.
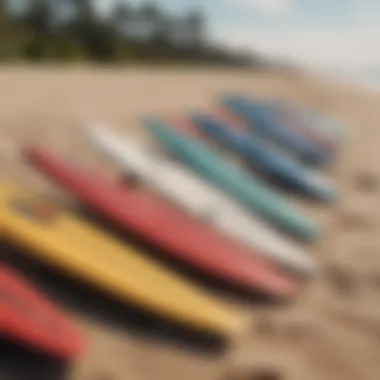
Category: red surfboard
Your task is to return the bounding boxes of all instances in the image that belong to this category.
[0,265,84,360]
[24,147,297,300]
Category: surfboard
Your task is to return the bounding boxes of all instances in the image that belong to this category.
[220,95,330,167]
[290,106,346,145]
[23,148,296,300]
[142,117,320,241]
[0,184,248,337]
[0,265,84,360]
[215,101,344,148]
[263,100,337,153]
[82,122,316,277]
[211,106,248,132]
[188,112,337,202]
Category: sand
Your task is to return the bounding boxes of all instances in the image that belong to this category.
[1,66,380,380]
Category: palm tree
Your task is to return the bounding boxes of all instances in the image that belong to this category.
[0,0,9,31]
[23,0,53,35]
[110,0,132,35]
[183,9,204,48]
[137,1,161,41]
[73,0,95,22]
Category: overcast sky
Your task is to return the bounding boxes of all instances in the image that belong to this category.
[95,0,380,71]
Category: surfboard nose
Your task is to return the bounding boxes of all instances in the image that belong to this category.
[0,265,85,360]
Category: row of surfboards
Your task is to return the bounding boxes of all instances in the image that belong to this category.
[3,95,344,362]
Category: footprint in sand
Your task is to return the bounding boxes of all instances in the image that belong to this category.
[339,209,374,230]
[222,366,283,380]
[369,273,380,290]
[255,313,320,345]
[324,265,359,297]
[354,173,379,192]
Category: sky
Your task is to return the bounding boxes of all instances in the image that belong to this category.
[98,0,380,72]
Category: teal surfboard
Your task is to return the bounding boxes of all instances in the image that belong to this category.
[143,117,320,241]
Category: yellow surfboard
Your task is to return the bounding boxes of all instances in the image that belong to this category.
[0,183,247,338]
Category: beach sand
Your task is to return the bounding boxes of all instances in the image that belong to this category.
[1,66,380,380]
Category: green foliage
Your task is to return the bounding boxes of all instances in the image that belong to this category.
[0,0,257,66]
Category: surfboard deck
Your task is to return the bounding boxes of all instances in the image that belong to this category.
[266,102,336,153]
[23,147,297,300]
[220,95,330,167]
[211,106,247,132]
[82,123,316,277]
[0,265,84,360]
[142,118,320,241]
[281,103,346,144]
[218,99,344,147]
[0,183,247,338]
[187,113,337,203]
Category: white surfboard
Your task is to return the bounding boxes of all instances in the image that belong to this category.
[82,122,317,277]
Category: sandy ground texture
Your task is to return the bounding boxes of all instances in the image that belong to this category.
[1,66,380,380]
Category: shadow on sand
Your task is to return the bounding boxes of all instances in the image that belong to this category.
[1,246,229,379]
[0,202,289,379]
[0,340,70,380]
